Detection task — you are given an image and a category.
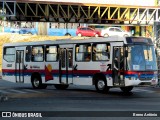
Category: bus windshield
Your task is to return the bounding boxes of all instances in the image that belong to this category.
[127,45,157,71]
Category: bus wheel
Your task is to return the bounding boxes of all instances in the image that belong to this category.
[54,84,69,90]
[65,33,71,36]
[120,86,133,93]
[31,75,46,89]
[95,78,109,93]
[27,32,33,35]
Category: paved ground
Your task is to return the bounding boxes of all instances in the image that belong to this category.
[1,79,160,120]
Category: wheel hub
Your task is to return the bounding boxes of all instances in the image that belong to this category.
[34,78,39,87]
[97,80,105,90]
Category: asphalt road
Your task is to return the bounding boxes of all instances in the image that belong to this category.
[0,79,160,120]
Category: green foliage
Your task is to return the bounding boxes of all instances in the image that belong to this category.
[134,31,140,36]
[0,16,4,20]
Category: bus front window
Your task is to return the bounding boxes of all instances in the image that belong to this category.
[127,45,157,71]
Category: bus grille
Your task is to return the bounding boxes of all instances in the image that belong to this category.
[139,78,152,81]
[138,82,151,86]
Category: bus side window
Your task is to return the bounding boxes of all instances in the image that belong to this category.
[3,47,15,62]
[75,44,91,62]
[46,46,57,61]
[25,46,31,62]
[31,46,44,62]
[92,43,110,61]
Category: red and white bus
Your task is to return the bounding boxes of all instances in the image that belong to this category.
[2,36,158,93]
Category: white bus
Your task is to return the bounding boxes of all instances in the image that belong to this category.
[2,36,158,93]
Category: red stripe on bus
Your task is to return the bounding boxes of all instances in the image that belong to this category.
[124,71,154,75]
[2,69,112,75]
[2,69,156,75]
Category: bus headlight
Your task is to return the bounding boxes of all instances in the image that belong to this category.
[152,76,158,81]
[151,79,157,85]
[151,76,158,85]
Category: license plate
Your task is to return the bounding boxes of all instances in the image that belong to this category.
[151,80,156,85]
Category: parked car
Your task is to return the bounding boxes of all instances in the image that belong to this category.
[10,27,37,35]
[101,27,132,37]
[76,27,101,37]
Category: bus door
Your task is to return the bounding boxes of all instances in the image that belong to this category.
[15,50,24,83]
[59,48,73,84]
[112,46,125,86]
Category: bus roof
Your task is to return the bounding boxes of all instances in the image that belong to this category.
[3,36,153,47]
[3,36,125,47]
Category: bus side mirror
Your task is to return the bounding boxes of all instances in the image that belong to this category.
[125,50,128,57]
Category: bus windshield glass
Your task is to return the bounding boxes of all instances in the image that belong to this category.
[127,45,157,71]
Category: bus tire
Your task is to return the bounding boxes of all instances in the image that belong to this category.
[27,32,33,35]
[95,78,109,93]
[65,33,71,36]
[31,75,46,89]
[54,84,69,90]
[120,86,133,93]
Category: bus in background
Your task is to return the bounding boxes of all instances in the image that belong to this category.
[2,36,158,93]
[48,23,80,36]
[3,22,85,36]
[3,21,153,38]
[4,22,37,35]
